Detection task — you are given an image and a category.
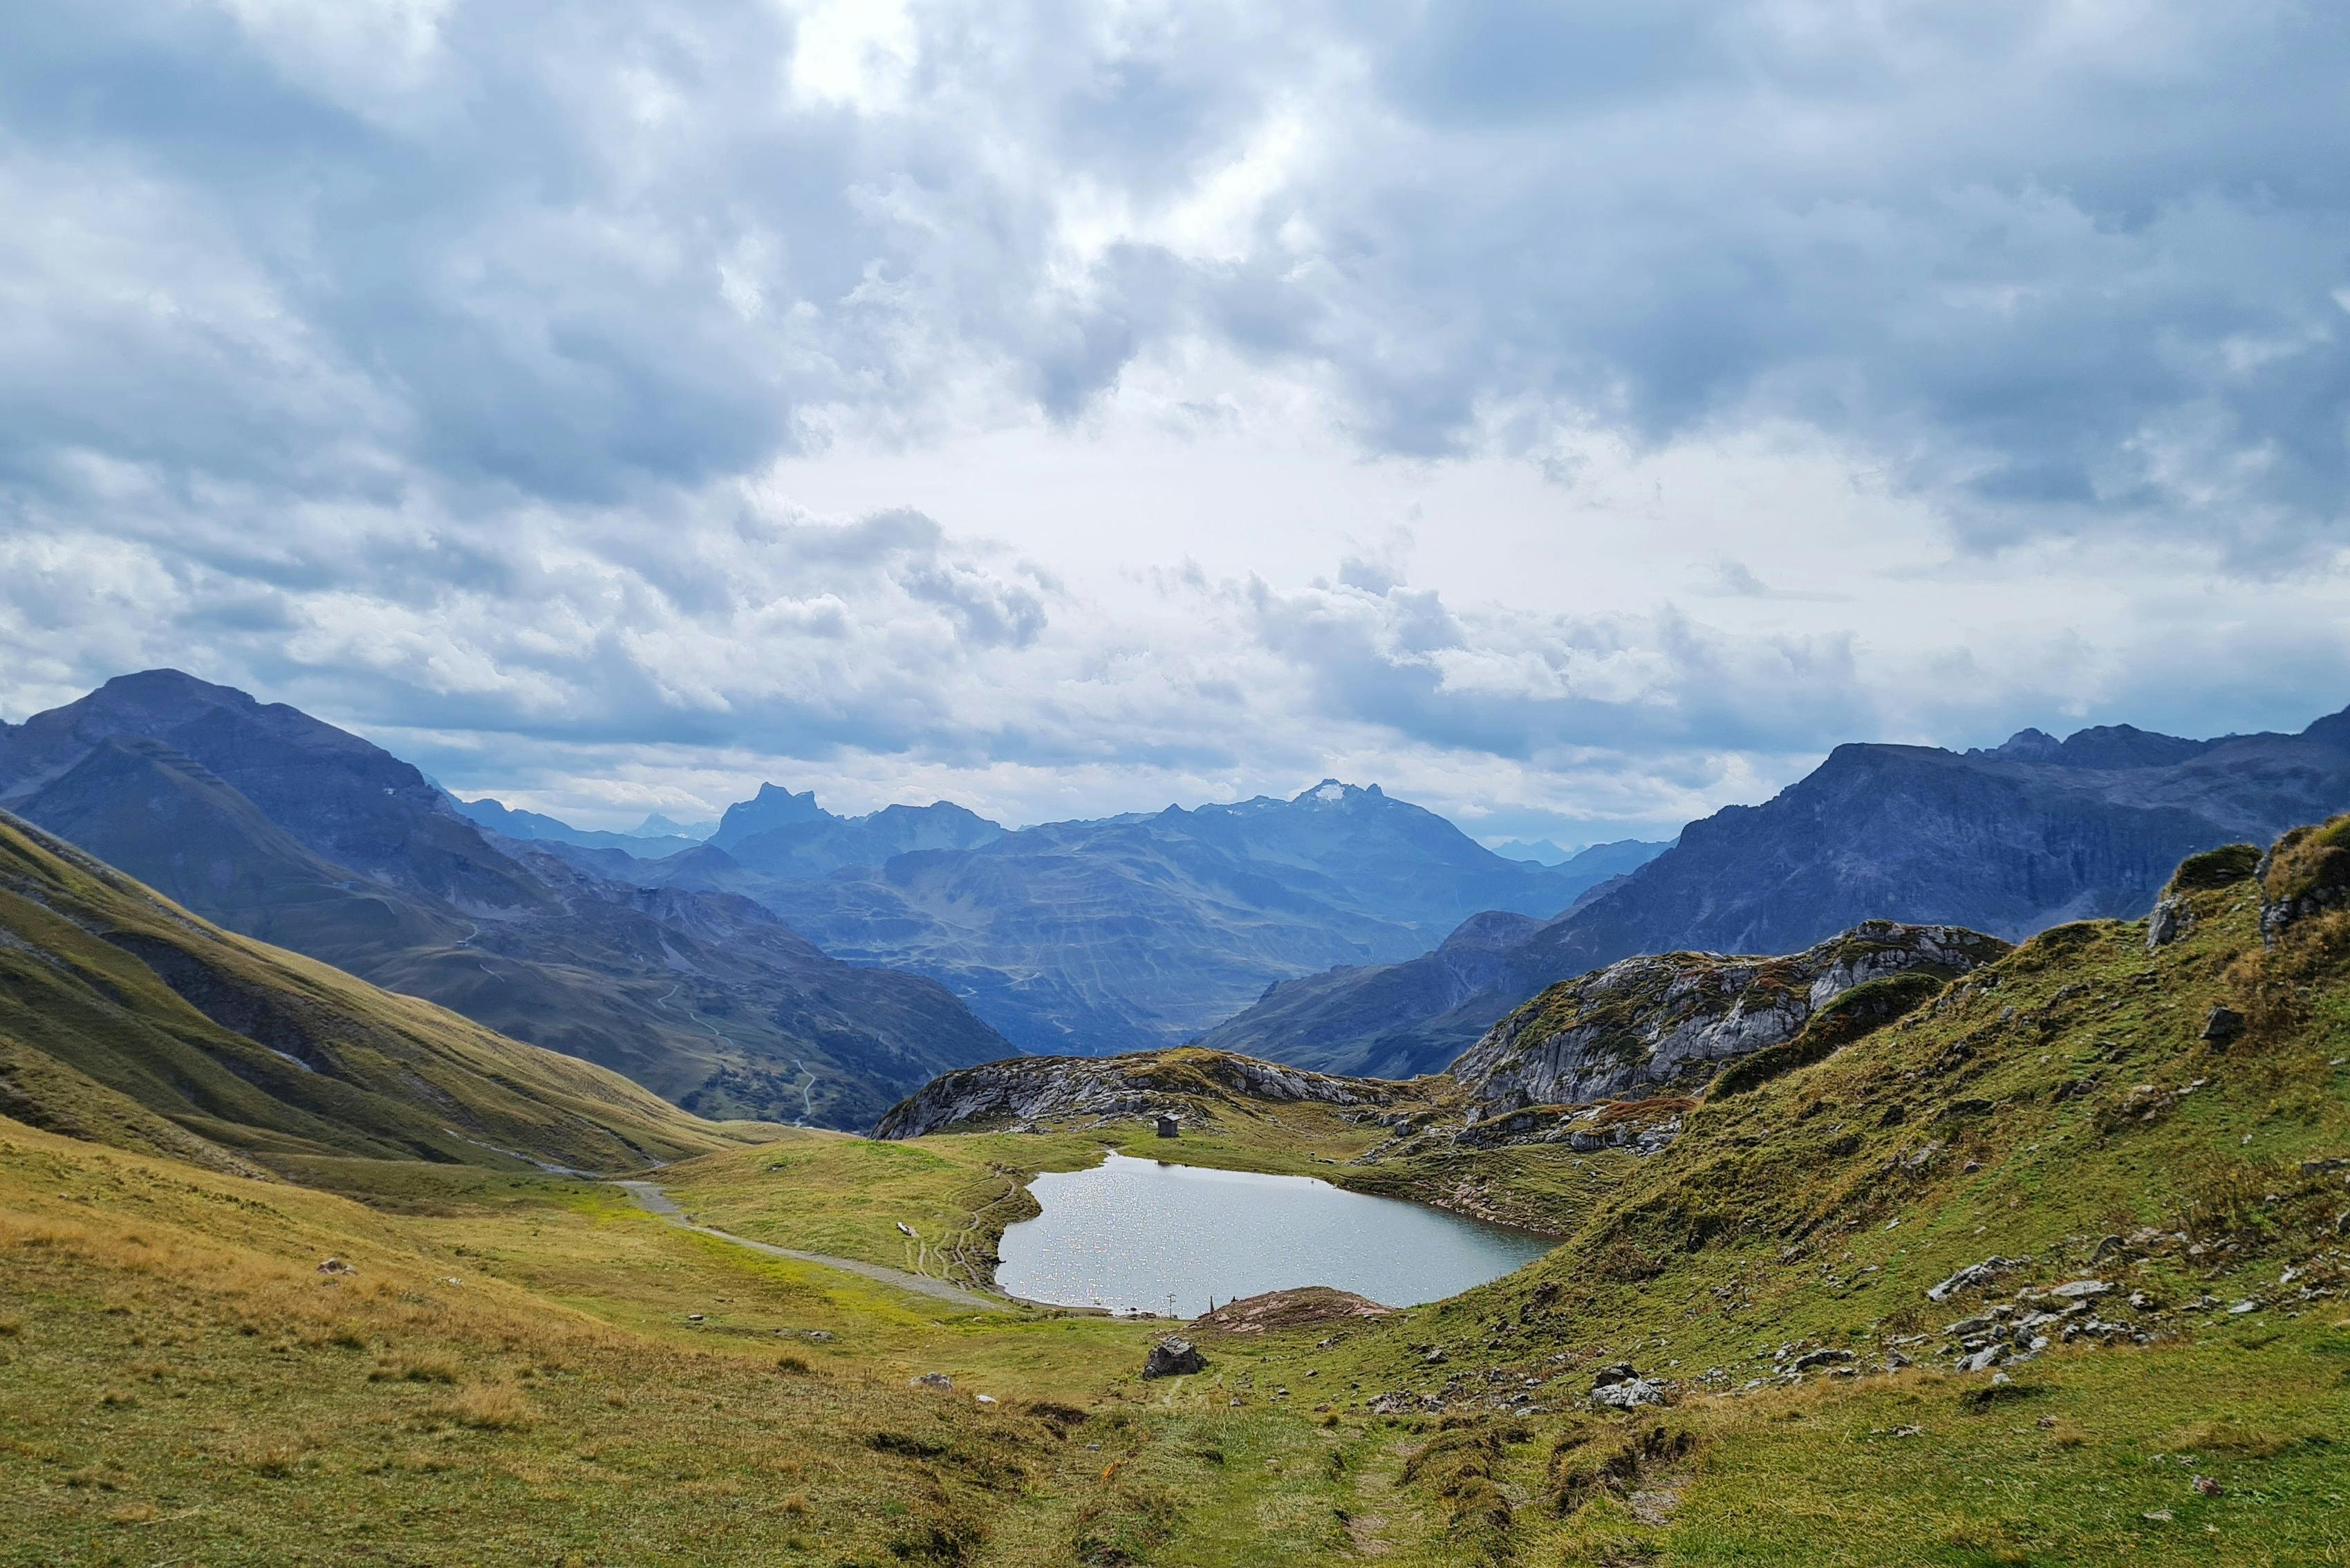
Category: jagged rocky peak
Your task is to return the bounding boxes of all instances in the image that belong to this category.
[872,1046,1410,1139]
[713,782,830,846]
[1451,920,2011,1112]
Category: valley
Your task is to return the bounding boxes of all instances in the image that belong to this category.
[4,809,2347,1564]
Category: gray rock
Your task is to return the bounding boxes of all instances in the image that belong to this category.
[1789,1347,1857,1372]
[2145,895,2192,951]
[2048,1279,2113,1300]
[1591,1374,1668,1410]
[911,1372,954,1392]
[1143,1337,1206,1379]
[1927,1256,2029,1303]
[2201,1005,2245,1043]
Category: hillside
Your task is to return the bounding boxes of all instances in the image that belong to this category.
[0,811,727,1175]
[0,671,1012,1128]
[1204,704,2350,1076]
[655,782,1643,1056]
[10,823,2350,1565]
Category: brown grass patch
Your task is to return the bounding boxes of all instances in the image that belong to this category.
[430,1381,539,1432]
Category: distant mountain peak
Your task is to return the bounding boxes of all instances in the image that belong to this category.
[1988,727,2061,758]
[1298,779,1383,805]
[636,812,716,840]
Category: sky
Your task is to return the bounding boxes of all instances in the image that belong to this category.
[3,1,2347,845]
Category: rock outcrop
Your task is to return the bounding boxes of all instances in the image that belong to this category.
[2259,814,2350,945]
[1452,922,2008,1112]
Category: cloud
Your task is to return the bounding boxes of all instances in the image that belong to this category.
[3,0,2349,841]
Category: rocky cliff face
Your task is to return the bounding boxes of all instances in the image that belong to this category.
[873,1047,1411,1139]
[1452,922,2009,1111]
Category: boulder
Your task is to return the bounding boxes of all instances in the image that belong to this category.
[911,1372,954,1392]
[2201,1006,2245,1044]
[1142,1337,1205,1379]
[2145,895,2192,951]
[1590,1368,1668,1410]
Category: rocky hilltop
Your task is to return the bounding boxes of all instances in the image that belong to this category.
[1202,704,2350,1077]
[873,1046,1415,1140]
[1453,921,2009,1111]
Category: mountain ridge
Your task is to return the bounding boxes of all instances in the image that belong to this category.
[0,671,1014,1128]
[1197,703,2350,1076]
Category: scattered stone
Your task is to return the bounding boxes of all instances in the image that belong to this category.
[2145,896,2192,951]
[1961,1344,2007,1373]
[1927,1256,2028,1303]
[2193,1475,2221,1496]
[2049,1280,2113,1300]
[2143,1509,2174,1523]
[1888,1424,1923,1438]
[2201,1006,2245,1044]
[2091,1235,2125,1263]
[2227,1300,2259,1316]
[687,1314,705,1324]
[317,1257,355,1276]
[1420,1346,1448,1365]
[912,1372,954,1392]
[1143,1337,1206,1379]
[1789,1347,1856,1373]
[2303,1156,2348,1175]
[973,1394,998,1407]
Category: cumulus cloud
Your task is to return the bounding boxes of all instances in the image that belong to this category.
[3,0,2349,840]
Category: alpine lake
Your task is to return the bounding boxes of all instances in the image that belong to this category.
[994,1150,1555,1316]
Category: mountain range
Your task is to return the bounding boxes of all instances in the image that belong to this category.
[626,782,1660,1055]
[0,671,1010,1129]
[1198,707,2350,1076]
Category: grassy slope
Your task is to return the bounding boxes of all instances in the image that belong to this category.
[1227,843,2350,1565]
[0,812,730,1175]
[10,830,2350,1566]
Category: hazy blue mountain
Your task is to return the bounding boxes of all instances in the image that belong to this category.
[635,812,716,839]
[456,794,702,857]
[0,671,1011,1128]
[649,780,1638,1056]
[1198,707,2350,1077]
[711,784,1008,879]
[1487,839,1572,864]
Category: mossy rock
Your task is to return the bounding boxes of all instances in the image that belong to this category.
[2264,816,2350,908]
[2170,842,2260,892]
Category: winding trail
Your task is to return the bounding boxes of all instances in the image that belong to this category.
[655,984,822,1126]
[613,1179,1011,1314]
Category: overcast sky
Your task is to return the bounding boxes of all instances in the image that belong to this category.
[3,1,2347,843]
